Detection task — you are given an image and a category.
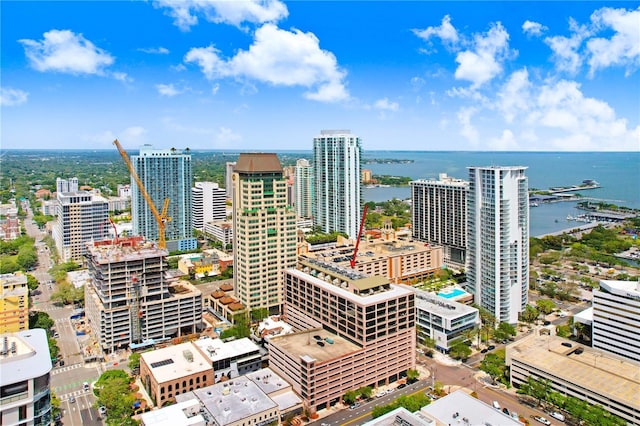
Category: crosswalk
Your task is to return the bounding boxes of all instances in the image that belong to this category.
[58,389,92,401]
[51,363,82,376]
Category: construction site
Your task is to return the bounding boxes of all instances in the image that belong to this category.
[84,236,203,354]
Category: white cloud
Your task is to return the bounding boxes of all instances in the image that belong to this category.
[544,18,589,74]
[0,87,29,106]
[412,15,459,51]
[19,29,115,75]
[138,47,170,54]
[454,22,514,87]
[522,20,547,37]
[586,6,640,76]
[211,83,220,95]
[216,127,242,145]
[156,83,183,97]
[410,76,425,91]
[83,126,147,147]
[491,71,640,150]
[154,0,288,31]
[374,98,399,112]
[457,107,479,144]
[185,24,349,102]
[490,129,518,150]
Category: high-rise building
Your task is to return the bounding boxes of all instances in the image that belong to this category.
[84,237,202,353]
[0,329,53,426]
[312,130,362,239]
[225,161,236,201]
[0,273,29,333]
[232,153,297,313]
[131,145,196,252]
[56,177,78,194]
[411,173,468,268]
[466,166,529,325]
[52,191,109,263]
[269,257,416,413]
[592,280,640,362]
[191,182,226,232]
[294,159,313,220]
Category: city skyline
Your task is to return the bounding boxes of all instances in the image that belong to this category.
[1,1,639,152]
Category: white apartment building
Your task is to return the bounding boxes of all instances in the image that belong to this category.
[0,329,53,426]
[411,173,468,268]
[294,159,313,219]
[415,290,479,352]
[232,153,297,313]
[467,166,529,325]
[52,191,109,263]
[312,130,362,239]
[84,237,202,353]
[202,220,233,246]
[56,177,78,194]
[40,200,57,217]
[192,182,226,231]
[117,184,131,198]
[592,280,640,362]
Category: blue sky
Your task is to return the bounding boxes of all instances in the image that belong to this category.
[1,1,639,151]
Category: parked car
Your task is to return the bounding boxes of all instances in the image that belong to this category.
[550,411,566,421]
[502,407,510,415]
[69,396,75,403]
[492,400,501,410]
[488,345,496,350]
[480,348,488,353]
[376,391,386,398]
[532,416,551,425]
[349,402,361,410]
[397,383,407,389]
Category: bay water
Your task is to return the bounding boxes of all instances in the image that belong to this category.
[361,151,640,237]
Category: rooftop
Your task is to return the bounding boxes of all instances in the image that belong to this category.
[0,272,28,287]
[421,390,522,425]
[235,153,282,174]
[177,376,278,426]
[507,333,640,410]
[414,290,478,319]
[598,279,640,298]
[193,337,260,362]
[140,342,211,383]
[268,328,360,363]
[86,237,168,263]
[0,329,52,385]
[362,407,435,426]
[139,399,205,426]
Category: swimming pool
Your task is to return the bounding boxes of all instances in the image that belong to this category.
[437,288,466,299]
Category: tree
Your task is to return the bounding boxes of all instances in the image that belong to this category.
[358,386,373,399]
[449,342,471,360]
[406,369,420,383]
[250,308,269,322]
[128,352,141,372]
[29,311,54,330]
[480,352,507,384]
[520,304,539,326]
[536,299,556,315]
[94,370,137,423]
[493,322,516,342]
[26,274,39,292]
[343,390,358,405]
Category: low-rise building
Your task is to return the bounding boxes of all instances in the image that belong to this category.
[141,368,302,426]
[415,290,479,352]
[0,329,53,426]
[140,341,214,407]
[203,220,233,247]
[206,283,247,323]
[506,332,640,425]
[420,390,522,425]
[178,249,232,279]
[0,209,20,241]
[0,272,29,333]
[193,337,262,383]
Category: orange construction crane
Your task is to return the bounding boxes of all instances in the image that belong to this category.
[113,139,171,249]
[350,204,369,268]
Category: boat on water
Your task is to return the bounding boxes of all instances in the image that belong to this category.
[531,202,539,207]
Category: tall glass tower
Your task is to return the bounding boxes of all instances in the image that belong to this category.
[312,130,362,239]
[294,159,313,220]
[467,166,529,325]
[131,145,196,252]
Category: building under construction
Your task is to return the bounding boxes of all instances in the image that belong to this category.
[84,236,202,353]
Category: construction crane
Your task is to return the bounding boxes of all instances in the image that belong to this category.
[350,204,369,268]
[113,139,171,249]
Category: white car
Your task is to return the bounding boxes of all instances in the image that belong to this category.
[550,411,565,422]
[533,416,551,426]
[376,391,386,398]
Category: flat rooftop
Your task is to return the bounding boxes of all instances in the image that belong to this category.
[599,279,640,298]
[507,333,640,410]
[304,238,438,266]
[0,329,52,386]
[245,368,302,412]
[177,376,278,426]
[139,399,205,426]
[193,337,260,362]
[414,290,478,319]
[269,328,360,363]
[421,390,521,425]
[86,237,168,263]
[141,342,211,383]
